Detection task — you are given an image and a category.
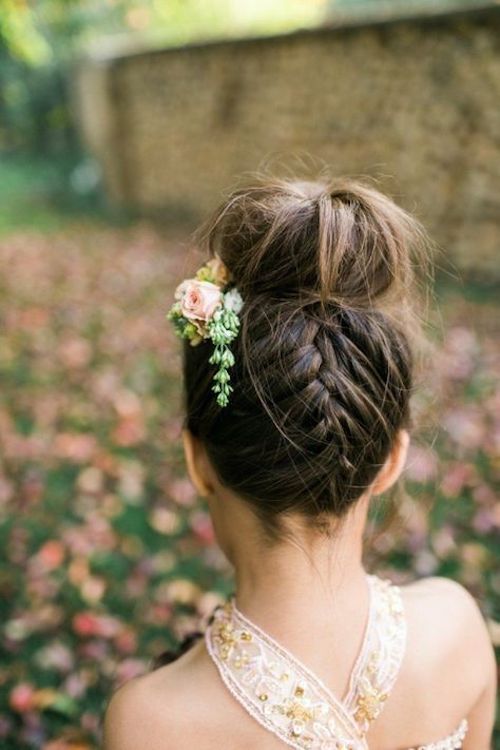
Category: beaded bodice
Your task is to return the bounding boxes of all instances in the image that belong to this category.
[204,574,468,750]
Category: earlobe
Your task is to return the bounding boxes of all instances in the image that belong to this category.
[182,428,212,497]
[372,429,410,496]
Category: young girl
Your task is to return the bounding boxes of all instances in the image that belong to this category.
[103,176,496,750]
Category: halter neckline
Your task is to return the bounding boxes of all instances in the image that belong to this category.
[205,573,407,749]
[231,573,375,707]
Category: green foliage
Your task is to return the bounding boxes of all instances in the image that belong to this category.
[0,0,326,154]
[0,154,137,237]
[207,306,240,407]
[0,0,486,154]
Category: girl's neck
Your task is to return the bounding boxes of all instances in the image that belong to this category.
[230,495,370,639]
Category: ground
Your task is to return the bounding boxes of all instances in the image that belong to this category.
[0,161,498,748]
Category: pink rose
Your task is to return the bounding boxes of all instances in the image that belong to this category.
[175,279,222,323]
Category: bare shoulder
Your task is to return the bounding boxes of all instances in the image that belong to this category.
[102,638,222,750]
[102,668,175,750]
[102,645,204,750]
[401,575,489,630]
[400,576,497,749]
[400,575,495,696]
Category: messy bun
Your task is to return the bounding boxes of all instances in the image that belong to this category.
[183,176,428,538]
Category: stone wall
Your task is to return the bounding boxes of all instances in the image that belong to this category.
[74,4,500,275]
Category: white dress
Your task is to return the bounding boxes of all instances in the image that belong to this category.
[205,574,468,750]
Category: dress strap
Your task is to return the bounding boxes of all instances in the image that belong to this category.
[344,574,407,735]
[206,598,365,748]
[205,574,407,749]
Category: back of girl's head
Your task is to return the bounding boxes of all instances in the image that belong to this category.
[182,174,429,540]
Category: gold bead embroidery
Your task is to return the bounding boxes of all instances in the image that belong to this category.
[206,576,408,749]
[216,622,236,645]
[285,702,314,723]
[354,686,388,723]
[290,719,305,737]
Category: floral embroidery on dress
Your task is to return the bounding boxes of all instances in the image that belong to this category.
[344,576,406,736]
[205,574,469,750]
[205,574,407,750]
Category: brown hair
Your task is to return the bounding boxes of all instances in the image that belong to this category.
[181,175,429,540]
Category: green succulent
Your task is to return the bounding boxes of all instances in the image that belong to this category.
[207,305,240,407]
[166,287,243,407]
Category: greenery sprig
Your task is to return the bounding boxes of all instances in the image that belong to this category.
[206,304,240,406]
[166,257,243,407]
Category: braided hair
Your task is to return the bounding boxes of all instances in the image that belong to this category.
[182,175,428,541]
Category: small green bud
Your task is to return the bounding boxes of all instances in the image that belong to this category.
[221,349,235,367]
[209,348,222,364]
[216,392,228,407]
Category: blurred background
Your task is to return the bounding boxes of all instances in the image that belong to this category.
[0,1,499,748]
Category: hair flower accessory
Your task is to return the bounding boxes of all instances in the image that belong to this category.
[166,255,243,407]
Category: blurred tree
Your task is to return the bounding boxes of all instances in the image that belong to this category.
[0,0,485,155]
[0,0,326,154]
[0,0,76,153]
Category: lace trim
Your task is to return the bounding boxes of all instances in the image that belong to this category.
[408,718,468,750]
[346,575,407,734]
[205,574,407,750]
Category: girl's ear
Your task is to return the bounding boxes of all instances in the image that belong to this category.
[182,428,212,497]
[371,429,410,496]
